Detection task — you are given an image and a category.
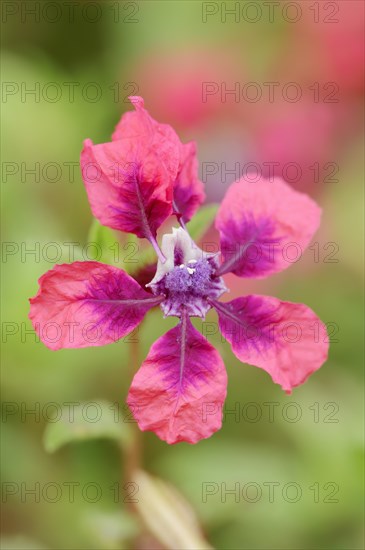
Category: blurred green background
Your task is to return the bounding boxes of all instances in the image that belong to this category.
[1,1,364,549]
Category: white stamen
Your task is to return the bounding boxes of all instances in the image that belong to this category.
[179,264,185,269]
[187,267,195,275]
[188,259,197,264]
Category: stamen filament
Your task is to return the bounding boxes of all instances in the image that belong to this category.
[149,234,166,264]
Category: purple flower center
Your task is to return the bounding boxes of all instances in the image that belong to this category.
[147,227,227,318]
[164,259,213,294]
[159,258,227,318]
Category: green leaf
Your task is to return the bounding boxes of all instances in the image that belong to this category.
[132,470,212,550]
[154,440,296,525]
[87,218,117,249]
[82,510,140,550]
[0,536,47,550]
[186,204,218,243]
[87,218,123,267]
[87,218,155,274]
[43,400,132,453]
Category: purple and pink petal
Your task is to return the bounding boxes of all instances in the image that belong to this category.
[112,96,181,181]
[29,262,162,350]
[127,311,227,444]
[213,295,329,393]
[173,141,205,223]
[215,176,321,278]
[81,137,173,242]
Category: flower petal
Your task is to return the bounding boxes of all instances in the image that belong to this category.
[173,141,205,222]
[127,311,227,444]
[81,137,173,241]
[215,177,321,278]
[29,262,162,350]
[213,295,329,393]
[112,96,181,182]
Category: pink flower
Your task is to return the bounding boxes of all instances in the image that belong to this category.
[29,97,329,444]
[298,0,364,96]
[128,48,238,130]
[252,101,337,193]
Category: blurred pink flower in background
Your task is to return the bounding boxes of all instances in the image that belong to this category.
[131,47,240,131]
[251,101,338,193]
[299,0,364,96]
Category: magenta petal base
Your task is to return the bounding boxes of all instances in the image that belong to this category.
[127,311,227,444]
